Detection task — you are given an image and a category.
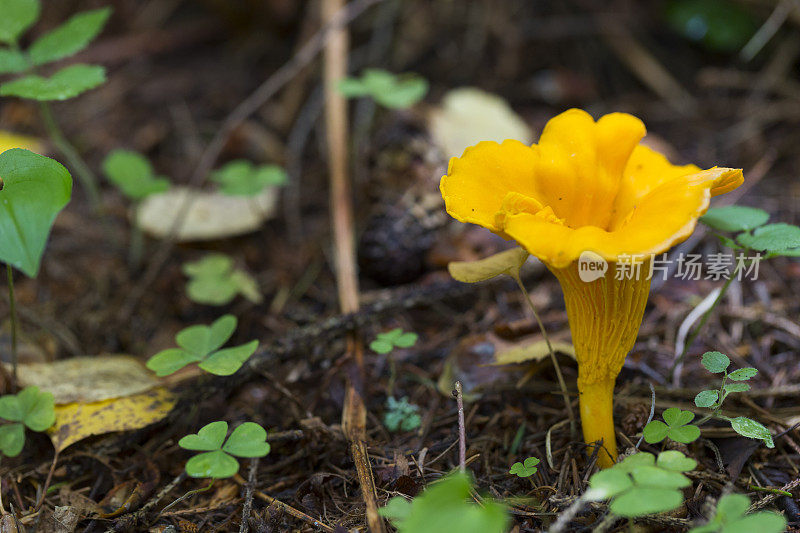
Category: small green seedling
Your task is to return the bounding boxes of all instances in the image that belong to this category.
[701,205,800,257]
[695,351,773,448]
[183,254,262,306]
[0,148,71,378]
[383,396,421,432]
[0,386,55,457]
[643,407,701,444]
[0,4,110,99]
[509,457,539,478]
[102,150,170,200]
[379,471,508,533]
[210,160,287,197]
[689,493,787,533]
[370,328,418,354]
[585,450,696,518]
[146,314,258,377]
[179,421,270,479]
[338,69,428,109]
[102,149,169,267]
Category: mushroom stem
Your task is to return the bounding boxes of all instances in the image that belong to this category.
[579,379,617,468]
[549,258,652,468]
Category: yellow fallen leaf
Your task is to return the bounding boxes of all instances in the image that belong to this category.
[15,355,159,403]
[428,88,533,158]
[0,130,44,154]
[492,340,576,365]
[48,387,176,452]
[448,247,529,283]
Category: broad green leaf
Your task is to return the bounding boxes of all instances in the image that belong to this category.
[17,386,54,431]
[616,452,655,471]
[630,466,691,489]
[702,351,730,373]
[724,513,787,533]
[663,407,694,426]
[716,493,750,518]
[208,314,238,351]
[102,149,169,200]
[222,422,270,457]
[669,424,701,444]
[0,0,39,44]
[585,469,633,500]
[729,417,773,448]
[723,382,750,393]
[448,247,529,283]
[0,48,27,74]
[656,450,697,472]
[0,394,22,421]
[700,206,768,233]
[29,7,111,65]
[737,223,800,252]
[0,149,71,277]
[197,340,258,376]
[0,63,105,101]
[643,420,669,443]
[184,449,239,478]
[379,497,412,522]
[0,422,25,456]
[695,389,719,408]
[727,367,757,381]
[178,421,227,451]
[610,487,683,517]
[145,348,201,377]
[387,472,508,533]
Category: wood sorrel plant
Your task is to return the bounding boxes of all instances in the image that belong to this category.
[441,109,743,467]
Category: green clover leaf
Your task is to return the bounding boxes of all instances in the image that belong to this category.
[644,408,700,444]
[509,457,540,478]
[146,315,259,377]
[0,386,55,457]
[587,451,696,518]
[183,254,262,306]
[338,69,428,109]
[210,160,287,197]
[689,493,787,533]
[378,472,508,533]
[383,396,421,432]
[370,328,418,354]
[102,150,170,200]
[180,421,270,479]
